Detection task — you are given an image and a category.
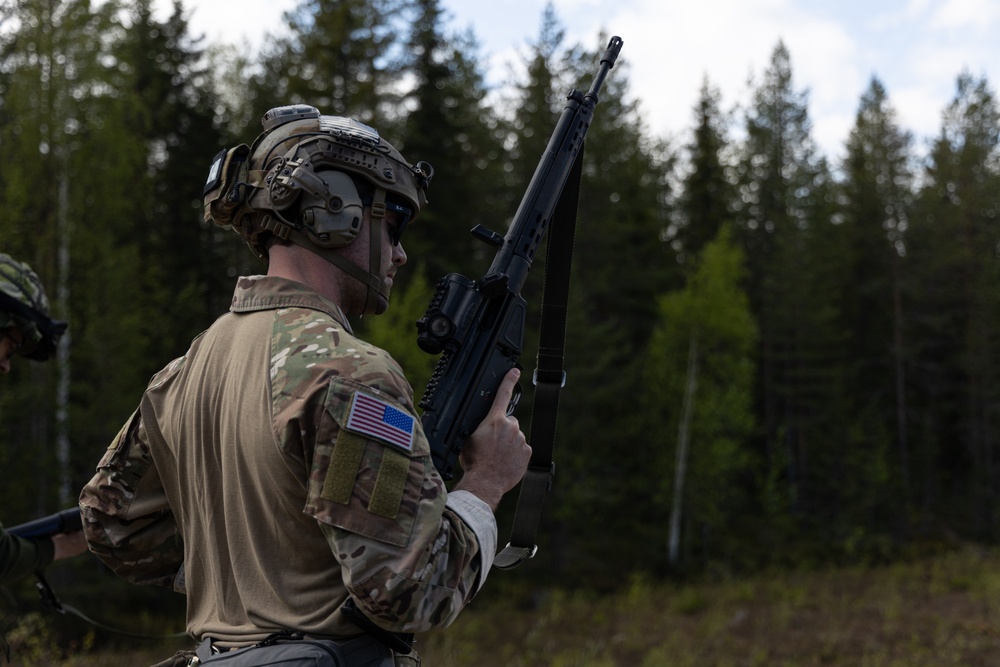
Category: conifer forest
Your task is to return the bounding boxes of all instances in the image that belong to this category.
[2,0,1000,637]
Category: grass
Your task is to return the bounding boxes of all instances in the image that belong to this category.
[415,545,1000,666]
[13,545,1000,666]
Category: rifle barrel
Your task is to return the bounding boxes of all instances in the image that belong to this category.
[7,507,82,539]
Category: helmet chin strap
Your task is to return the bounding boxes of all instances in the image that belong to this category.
[365,188,389,315]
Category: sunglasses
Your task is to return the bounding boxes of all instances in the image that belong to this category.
[384,200,413,246]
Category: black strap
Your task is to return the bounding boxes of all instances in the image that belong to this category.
[29,570,187,640]
[494,147,582,570]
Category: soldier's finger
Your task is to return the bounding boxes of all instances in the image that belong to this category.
[490,367,521,415]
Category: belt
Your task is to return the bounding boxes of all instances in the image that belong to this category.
[192,631,394,666]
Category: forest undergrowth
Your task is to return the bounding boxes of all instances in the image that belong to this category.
[4,545,998,666]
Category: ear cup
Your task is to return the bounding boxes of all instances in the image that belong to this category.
[294,169,365,248]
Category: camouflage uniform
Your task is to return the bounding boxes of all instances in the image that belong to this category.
[0,522,55,586]
[0,253,67,585]
[79,276,496,662]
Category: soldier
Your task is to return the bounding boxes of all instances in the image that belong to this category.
[79,106,531,667]
[0,253,88,585]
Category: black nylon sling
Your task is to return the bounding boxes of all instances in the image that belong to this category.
[494,148,582,570]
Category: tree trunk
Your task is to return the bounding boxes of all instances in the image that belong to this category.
[56,169,72,506]
[669,332,699,565]
[892,255,911,527]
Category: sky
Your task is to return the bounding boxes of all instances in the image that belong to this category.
[152,0,1000,164]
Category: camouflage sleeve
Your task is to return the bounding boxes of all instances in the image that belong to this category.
[302,376,493,635]
[78,408,184,592]
[0,526,54,586]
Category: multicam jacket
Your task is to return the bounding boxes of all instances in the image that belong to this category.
[79,276,496,647]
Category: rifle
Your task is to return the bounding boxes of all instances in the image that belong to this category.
[416,36,624,486]
[5,507,187,643]
[7,507,82,540]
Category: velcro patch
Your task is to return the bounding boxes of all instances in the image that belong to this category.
[346,392,415,452]
[369,448,409,519]
[321,430,367,504]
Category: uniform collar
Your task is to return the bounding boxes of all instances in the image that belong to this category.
[230,275,353,335]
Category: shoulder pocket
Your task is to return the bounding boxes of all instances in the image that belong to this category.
[304,380,436,548]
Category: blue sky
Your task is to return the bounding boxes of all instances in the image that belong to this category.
[156,0,1000,163]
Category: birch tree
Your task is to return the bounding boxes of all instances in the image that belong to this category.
[647,227,757,568]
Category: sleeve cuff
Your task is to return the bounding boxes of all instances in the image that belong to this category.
[445,490,497,591]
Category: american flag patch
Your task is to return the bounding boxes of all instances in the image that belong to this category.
[346,392,415,452]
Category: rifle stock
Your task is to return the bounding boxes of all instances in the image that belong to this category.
[417,36,624,480]
[7,507,82,540]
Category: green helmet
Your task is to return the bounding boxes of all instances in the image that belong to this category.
[0,253,67,361]
[203,105,433,314]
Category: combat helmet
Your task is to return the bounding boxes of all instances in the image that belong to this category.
[0,254,67,361]
[203,104,433,314]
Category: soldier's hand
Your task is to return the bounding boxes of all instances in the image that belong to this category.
[454,368,531,511]
[52,530,89,561]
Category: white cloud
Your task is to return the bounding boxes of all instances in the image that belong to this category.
[587,0,865,155]
[931,0,1000,32]
[894,86,946,147]
[153,0,296,46]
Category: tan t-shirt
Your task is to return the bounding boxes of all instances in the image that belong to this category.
[81,276,495,646]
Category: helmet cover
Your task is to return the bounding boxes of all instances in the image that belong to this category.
[204,105,433,263]
[0,254,67,361]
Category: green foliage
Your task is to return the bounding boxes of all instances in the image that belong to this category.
[907,71,1000,540]
[47,548,1000,664]
[407,547,1000,667]
[517,21,676,584]
[356,268,437,394]
[3,612,69,664]
[731,41,863,560]
[671,77,736,265]
[836,76,917,548]
[398,0,509,282]
[645,227,758,569]
[3,0,1000,653]
[253,0,412,124]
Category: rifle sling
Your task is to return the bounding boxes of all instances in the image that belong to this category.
[494,147,583,570]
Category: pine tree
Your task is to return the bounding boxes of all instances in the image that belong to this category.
[530,27,675,580]
[733,41,845,555]
[507,4,566,194]
[670,77,736,265]
[118,0,237,351]
[908,72,1000,538]
[838,76,917,543]
[396,0,508,281]
[254,0,412,124]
